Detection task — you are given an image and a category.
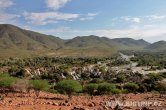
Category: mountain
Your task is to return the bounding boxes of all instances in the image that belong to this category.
[112,38,150,49]
[145,40,166,51]
[0,24,64,50]
[65,35,119,48]
[0,24,155,58]
[0,24,65,58]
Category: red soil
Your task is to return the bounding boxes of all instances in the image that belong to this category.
[0,91,165,110]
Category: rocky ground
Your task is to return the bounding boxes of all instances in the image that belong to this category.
[0,91,165,110]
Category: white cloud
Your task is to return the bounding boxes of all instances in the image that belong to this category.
[46,0,72,10]
[0,0,13,9]
[133,18,141,23]
[121,15,166,24]
[0,0,20,24]
[147,15,166,20]
[80,17,94,21]
[0,12,20,24]
[79,13,98,21]
[41,25,166,42]
[23,12,79,25]
[122,17,141,23]
[87,13,98,17]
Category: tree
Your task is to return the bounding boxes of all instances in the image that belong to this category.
[115,75,126,83]
[123,83,139,93]
[56,80,82,99]
[84,83,98,95]
[143,73,163,91]
[30,80,49,97]
[97,83,116,95]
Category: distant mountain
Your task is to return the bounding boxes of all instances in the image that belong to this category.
[65,35,117,48]
[112,38,150,49]
[0,24,162,58]
[145,40,166,51]
[61,35,119,56]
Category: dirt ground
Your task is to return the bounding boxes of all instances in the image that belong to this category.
[0,91,165,110]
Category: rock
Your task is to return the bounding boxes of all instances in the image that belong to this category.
[52,102,59,106]
[88,103,95,107]
[47,101,53,105]
[71,106,85,110]
[103,105,109,110]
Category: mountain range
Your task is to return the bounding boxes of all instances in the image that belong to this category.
[0,24,165,58]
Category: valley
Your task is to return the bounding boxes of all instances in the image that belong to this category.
[0,24,166,110]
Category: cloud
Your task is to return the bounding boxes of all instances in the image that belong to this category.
[0,12,20,24]
[147,15,166,20]
[23,0,81,25]
[80,17,94,21]
[121,15,166,24]
[23,12,79,25]
[80,13,98,21]
[87,13,98,17]
[0,0,20,24]
[40,25,166,42]
[133,18,141,23]
[24,1,99,25]
[46,0,72,10]
[122,17,141,23]
[42,26,71,33]
[0,0,13,9]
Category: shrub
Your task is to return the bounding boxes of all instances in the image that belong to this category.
[56,80,82,99]
[160,72,166,78]
[84,83,98,95]
[115,75,126,83]
[0,74,18,96]
[30,80,49,97]
[123,83,139,93]
[0,74,18,87]
[97,83,116,95]
[111,88,121,94]
[147,73,163,82]
[90,78,104,84]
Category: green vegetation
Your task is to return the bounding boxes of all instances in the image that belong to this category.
[30,80,49,97]
[84,83,98,95]
[0,74,18,87]
[0,24,159,58]
[56,80,82,99]
[124,83,139,93]
[0,50,166,97]
[97,83,117,95]
[154,82,166,96]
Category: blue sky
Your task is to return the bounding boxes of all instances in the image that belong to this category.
[1,0,166,42]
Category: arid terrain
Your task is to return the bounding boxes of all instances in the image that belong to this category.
[0,91,166,110]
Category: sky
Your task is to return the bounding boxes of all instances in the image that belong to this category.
[1,0,166,42]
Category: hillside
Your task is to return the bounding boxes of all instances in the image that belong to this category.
[0,24,65,58]
[112,38,150,49]
[145,40,166,51]
[0,24,161,58]
[0,24,64,50]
